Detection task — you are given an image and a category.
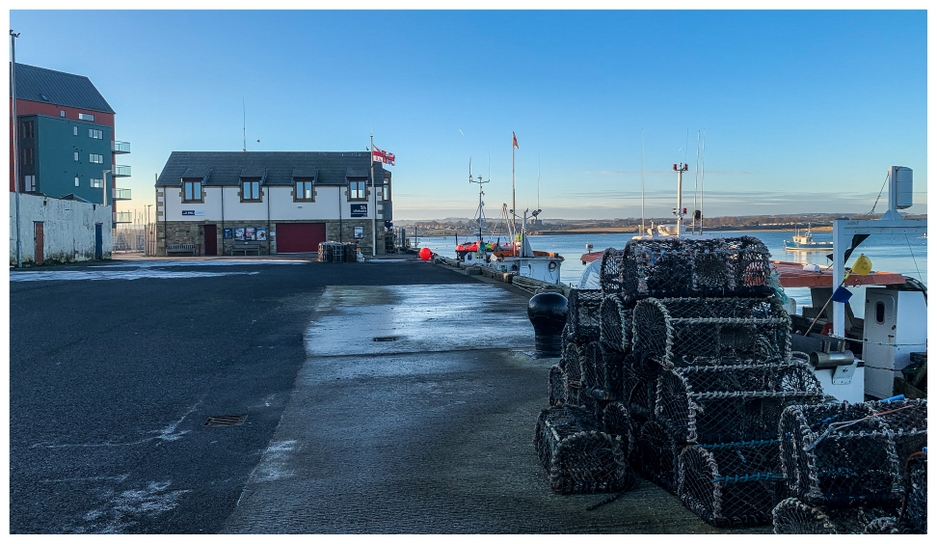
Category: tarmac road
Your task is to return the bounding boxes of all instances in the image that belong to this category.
[9,255,755,534]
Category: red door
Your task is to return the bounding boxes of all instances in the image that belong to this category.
[34,222,44,265]
[276,223,326,253]
[204,224,217,256]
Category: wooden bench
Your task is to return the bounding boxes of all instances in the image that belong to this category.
[167,243,197,256]
[231,241,262,256]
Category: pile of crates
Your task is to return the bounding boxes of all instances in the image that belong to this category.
[536,236,829,526]
[317,241,358,263]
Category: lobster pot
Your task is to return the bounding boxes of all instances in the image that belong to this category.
[566,289,603,344]
[655,361,824,444]
[632,297,791,370]
[898,452,927,534]
[620,236,773,299]
[581,341,624,404]
[317,242,330,262]
[601,401,635,463]
[868,398,927,466]
[678,441,784,527]
[548,365,567,407]
[599,293,634,353]
[560,341,584,407]
[343,243,358,262]
[772,497,901,534]
[636,418,682,495]
[622,359,655,421]
[599,248,625,294]
[534,405,635,495]
[779,402,903,508]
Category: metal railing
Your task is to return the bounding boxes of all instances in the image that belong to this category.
[112,140,131,154]
[112,187,132,200]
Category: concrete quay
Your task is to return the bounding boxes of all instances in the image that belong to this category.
[9,253,764,534]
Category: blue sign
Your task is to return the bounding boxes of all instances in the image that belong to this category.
[350,203,368,217]
[182,210,195,216]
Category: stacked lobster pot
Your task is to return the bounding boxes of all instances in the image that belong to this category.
[536,272,638,495]
[772,398,927,534]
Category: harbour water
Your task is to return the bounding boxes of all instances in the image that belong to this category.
[412,228,928,318]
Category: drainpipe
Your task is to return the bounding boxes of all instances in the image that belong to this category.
[221,183,225,255]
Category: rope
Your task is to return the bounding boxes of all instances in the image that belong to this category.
[803,403,917,452]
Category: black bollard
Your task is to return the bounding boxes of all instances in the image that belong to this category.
[527,292,568,357]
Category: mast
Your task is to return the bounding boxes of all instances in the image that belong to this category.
[370,132,376,256]
[673,162,689,234]
[641,130,645,236]
[512,132,518,236]
[469,158,489,242]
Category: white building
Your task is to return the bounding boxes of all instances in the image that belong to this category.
[154,151,393,256]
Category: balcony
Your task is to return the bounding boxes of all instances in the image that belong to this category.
[115,211,133,224]
[113,165,131,177]
[112,187,132,201]
[112,140,131,154]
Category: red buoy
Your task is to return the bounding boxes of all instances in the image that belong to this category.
[419,247,432,261]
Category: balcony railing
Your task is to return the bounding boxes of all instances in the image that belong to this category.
[115,211,133,224]
[112,140,131,154]
[112,187,132,201]
[113,165,131,177]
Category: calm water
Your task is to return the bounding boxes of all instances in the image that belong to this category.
[412,229,927,318]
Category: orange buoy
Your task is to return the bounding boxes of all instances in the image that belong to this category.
[419,247,432,261]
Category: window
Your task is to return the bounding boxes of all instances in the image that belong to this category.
[74,126,79,136]
[183,179,202,202]
[88,128,103,139]
[24,175,36,192]
[75,176,80,187]
[23,148,34,166]
[349,180,367,200]
[90,178,104,188]
[60,110,66,117]
[89,153,104,164]
[294,180,315,201]
[241,179,261,201]
[74,151,80,162]
[382,182,390,201]
[78,113,95,121]
[22,120,34,139]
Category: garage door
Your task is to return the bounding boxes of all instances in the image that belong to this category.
[276,223,326,253]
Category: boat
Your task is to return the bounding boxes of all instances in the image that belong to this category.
[456,138,564,285]
[783,224,834,251]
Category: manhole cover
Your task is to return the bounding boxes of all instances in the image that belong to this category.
[204,415,247,427]
[372,336,398,342]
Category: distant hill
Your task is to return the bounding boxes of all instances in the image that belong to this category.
[392,213,927,237]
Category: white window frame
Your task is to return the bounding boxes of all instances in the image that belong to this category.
[74,151,80,162]
[24,175,36,192]
[89,153,104,164]
[78,113,94,121]
[88,128,103,139]
[73,126,78,136]
[90,178,104,189]
[75,176,80,187]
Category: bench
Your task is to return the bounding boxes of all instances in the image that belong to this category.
[231,241,263,256]
[167,243,197,256]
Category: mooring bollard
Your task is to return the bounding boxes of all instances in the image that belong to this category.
[527,292,568,357]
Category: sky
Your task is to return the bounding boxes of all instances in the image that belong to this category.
[4,3,931,221]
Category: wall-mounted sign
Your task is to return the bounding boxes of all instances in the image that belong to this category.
[354,226,364,239]
[350,203,368,217]
[181,210,204,216]
[224,228,233,239]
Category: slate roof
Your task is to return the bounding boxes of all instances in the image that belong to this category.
[156,151,381,187]
[13,63,115,114]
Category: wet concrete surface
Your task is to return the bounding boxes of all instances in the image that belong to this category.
[9,255,767,533]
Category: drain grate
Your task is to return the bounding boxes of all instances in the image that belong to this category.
[204,415,247,427]
[372,336,398,342]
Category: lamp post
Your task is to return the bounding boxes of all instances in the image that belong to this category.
[11,29,22,268]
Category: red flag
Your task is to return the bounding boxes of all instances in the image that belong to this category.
[512,132,518,149]
[372,145,396,166]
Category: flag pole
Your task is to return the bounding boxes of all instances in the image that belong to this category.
[370,132,376,257]
[512,133,516,241]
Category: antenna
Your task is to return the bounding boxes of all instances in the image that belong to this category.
[242,98,246,152]
[694,130,700,234]
[469,156,490,242]
[641,130,646,236]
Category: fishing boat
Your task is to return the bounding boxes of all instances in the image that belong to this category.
[455,158,512,264]
[783,224,834,251]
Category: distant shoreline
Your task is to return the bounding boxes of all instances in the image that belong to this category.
[529,225,825,235]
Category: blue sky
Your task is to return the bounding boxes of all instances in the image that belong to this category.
[6,6,929,221]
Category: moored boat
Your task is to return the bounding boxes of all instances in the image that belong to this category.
[783,224,834,251]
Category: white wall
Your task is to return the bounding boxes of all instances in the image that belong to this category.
[9,193,112,265]
[159,185,385,222]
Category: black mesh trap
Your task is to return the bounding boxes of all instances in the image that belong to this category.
[566,289,603,344]
[620,236,773,299]
[599,293,634,354]
[772,497,901,534]
[678,440,785,527]
[534,405,635,495]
